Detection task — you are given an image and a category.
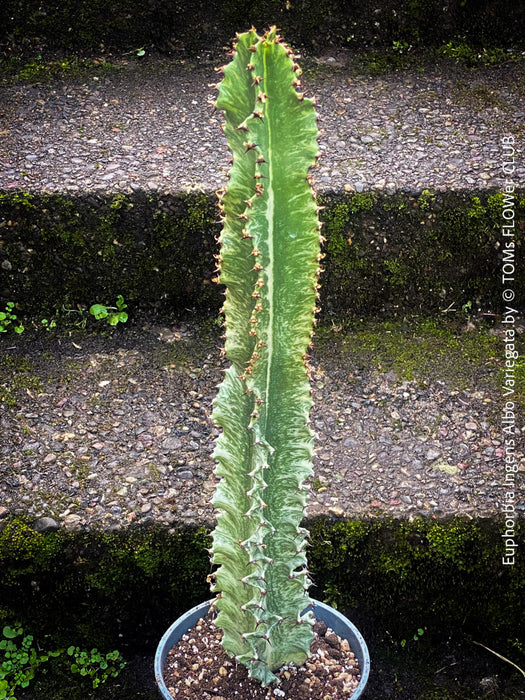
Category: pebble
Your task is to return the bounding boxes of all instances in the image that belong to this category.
[162,436,183,452]
[33,516,59,532]
[63,514,82,528]
[178,470,194,480]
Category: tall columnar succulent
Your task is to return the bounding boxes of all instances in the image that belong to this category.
[210,27,322,686]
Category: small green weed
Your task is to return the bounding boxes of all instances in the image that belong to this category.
[312,477,326,492]
[123,46,146,58]
[58,304,88,329]
[401,627,425,648]
[438,41,510,66]
[0,304,24,335]
[0,625,60,699]
[67,646,126,688]
[0,624,125,697]
[461,300,473,323]
[392,40,410,55]
[89,295,128,326]
[0,299,121,334]
[40,318,57,332]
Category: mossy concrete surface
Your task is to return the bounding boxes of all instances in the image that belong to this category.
[320,189,525,316]
[0,190,221,319]
[0,516,523,698]
[1,0,523,56]
[1,189,523,320]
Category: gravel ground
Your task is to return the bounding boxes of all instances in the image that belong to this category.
[1,319,522,529]
[0,50,524,194]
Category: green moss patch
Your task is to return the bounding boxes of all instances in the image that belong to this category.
[319,189,525,317]
[0,516,522,650]
[315,317,509,386]
[0,190,221,320]
[308,517,523,640]
[0,55,123,86]
[0,519,211,650]
[309,517,525,699]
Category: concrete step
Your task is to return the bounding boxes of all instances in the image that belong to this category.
[0,50,523,700]
[1,317,523,528]
[1,53,523,318]
[1,53,524,194]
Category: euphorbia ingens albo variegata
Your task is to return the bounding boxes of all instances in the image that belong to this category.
[210,27,322,686]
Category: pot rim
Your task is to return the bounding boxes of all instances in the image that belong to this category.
[155,598,370,698]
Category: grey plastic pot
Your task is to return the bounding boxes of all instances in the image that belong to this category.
[155,598,370,698]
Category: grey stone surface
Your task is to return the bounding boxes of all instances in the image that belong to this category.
[0,51,523,195]
[0,320,523,529]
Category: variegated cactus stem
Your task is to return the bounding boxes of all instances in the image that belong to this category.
[210,27,323,686]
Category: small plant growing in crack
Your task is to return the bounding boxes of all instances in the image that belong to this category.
[0,624,58,699]
[0,622,126,698]
[400,627,425,648]
[89,295,128,326]
[0,303,24,334]
[67,646,126,688]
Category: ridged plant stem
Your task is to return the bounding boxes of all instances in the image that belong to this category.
[210,27,322,686]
